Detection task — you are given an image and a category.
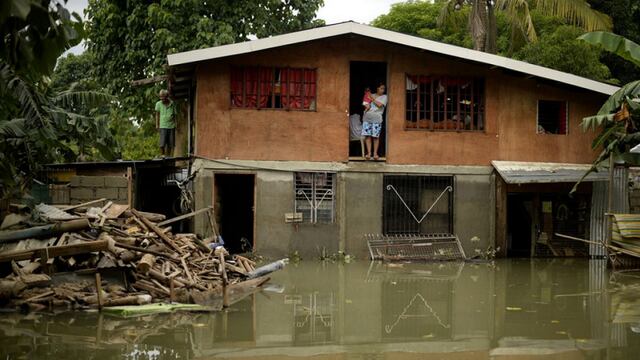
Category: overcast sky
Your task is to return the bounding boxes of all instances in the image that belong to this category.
[64,0,401,55]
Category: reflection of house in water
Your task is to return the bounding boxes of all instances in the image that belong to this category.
[2,261,640,358]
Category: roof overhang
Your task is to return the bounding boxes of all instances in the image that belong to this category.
[492,160,608,184]
[167,21,619,96]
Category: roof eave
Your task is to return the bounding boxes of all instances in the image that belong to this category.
[167,21,619,96]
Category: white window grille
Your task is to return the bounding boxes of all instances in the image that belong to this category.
[295,172,335,224]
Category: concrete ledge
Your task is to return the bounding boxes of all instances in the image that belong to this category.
[194,158,493,175]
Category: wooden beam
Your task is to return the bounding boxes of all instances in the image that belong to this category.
[157,207,211,227]
[130,75,168,87]
[0,239,109,263]
[130,209,183,254]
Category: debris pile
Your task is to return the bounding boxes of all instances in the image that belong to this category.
[0,200,278,312]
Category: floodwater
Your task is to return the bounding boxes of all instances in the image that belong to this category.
[1,259,640,359]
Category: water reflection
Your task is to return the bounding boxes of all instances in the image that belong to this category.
[1,259,640,359]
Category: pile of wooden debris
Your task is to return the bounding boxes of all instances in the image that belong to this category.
[0,200,281,312]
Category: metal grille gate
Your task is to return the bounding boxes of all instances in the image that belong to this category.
[383,175,453,234]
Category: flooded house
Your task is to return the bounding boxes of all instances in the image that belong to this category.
[166,22,619,259]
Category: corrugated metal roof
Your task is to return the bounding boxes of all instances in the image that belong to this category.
[167,21,619,96]
[492,160,608,184]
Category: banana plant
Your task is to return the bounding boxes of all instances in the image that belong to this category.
[571,32,640,193]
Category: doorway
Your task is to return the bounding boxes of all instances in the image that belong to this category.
[214,174,255,254]
[507,194,533,257]
[349,61,388,159]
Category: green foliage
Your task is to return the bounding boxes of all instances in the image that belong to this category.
[587,0,640,84]
[0,1,117,202]
[372,1,472,47]
[372,1,612,81]
[85,0,325,160]
[0,0,84,78]
[572,31,640,192]
[514,25,611,81]
[579,32,640,68]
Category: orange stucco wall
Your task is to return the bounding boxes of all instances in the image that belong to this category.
[195,36,606,165]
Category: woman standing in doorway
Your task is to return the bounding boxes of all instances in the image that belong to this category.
[362,83,387,160]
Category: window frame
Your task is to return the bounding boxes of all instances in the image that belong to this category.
[404,74,485,132]
[230,66,318,111]
[536,99,569,135]
[294,172,336,224]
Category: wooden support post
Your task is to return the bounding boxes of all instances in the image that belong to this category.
[127,167,133,208]
[607,155,615,246]
[219,252,228,308]
[95,272,103,310]
[169,278,175,304]
[495,175,508,257]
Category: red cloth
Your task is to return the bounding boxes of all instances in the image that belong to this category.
[282,68,316,109]
[230,67,273,108]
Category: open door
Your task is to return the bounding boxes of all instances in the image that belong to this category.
[507,194,533,257]
[349,61,388,159]
[214,174,255,253]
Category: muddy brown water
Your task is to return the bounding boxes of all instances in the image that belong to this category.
[1,259,640,359]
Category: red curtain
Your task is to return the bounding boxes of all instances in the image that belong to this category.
[230,67,244,107]
[558,102,567,134]
[231,67,273,108]
[282,68,316,109]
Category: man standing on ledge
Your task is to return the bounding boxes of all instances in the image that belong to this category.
[155,89,176,157]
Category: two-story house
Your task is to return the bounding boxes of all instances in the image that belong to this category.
[166,22,618,259]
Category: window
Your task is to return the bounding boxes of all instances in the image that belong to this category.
[294,172,335,224]
[537,100,568,134]
[405,75,484,131]
[230,67,317,110]
[383,175,453,234]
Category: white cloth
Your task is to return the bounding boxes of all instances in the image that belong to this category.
[349,114,363,140]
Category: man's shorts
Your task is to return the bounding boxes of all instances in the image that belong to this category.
[159,128,175,148]
[361,121,382,138]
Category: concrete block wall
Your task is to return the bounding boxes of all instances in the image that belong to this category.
[67,175,129,204]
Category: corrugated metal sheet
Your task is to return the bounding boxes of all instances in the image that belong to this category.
[589,167,629,257]
[492,161,608,184]
[590,182,608,257]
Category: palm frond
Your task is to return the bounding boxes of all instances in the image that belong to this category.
[497,0,537,43]
[437,0,458,28]
[54,89,114,109]
[0,119,27,137]
[533,0,612,32]
[0,62,48,126]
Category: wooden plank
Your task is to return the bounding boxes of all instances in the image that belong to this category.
[104,204,129,219]
[157,207,211,227]
[0,239,110,263]
[62,198,108,211]
[130,209,183,254]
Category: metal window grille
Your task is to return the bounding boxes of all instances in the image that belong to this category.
[405,75,484,131]
[383,175,453,234]
[295,172,335,224]
[230,66,317,111]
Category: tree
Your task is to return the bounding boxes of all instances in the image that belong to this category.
[573,32,640,191]
[0,1,116,202]
[514,25,611,81]
[85,0,325,159]
[588,0,640,84]
[439,0,611,53]
[372,1,612,82]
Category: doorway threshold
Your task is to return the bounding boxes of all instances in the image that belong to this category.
[348,156,387,162]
